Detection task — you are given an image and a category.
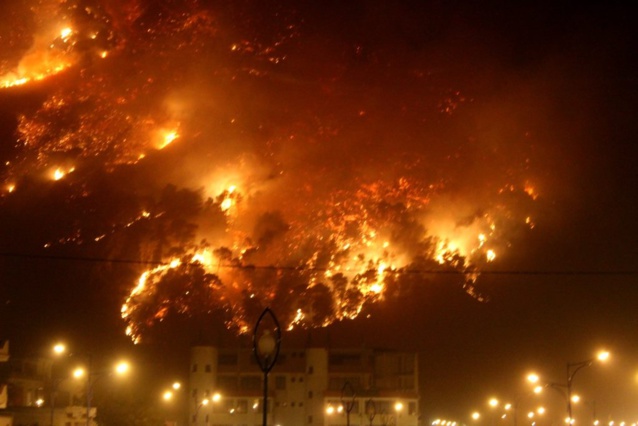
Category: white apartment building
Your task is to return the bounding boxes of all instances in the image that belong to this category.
[189,344,420,426]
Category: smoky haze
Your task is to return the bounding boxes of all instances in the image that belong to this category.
[0,0,631,350]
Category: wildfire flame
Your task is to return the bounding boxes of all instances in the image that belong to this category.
[0,1,542,342]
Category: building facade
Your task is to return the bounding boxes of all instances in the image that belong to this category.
[189,344,420,426]
[1,340,11,426]
[2,349,92,426]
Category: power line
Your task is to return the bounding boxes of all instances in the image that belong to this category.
[1,251,637,276]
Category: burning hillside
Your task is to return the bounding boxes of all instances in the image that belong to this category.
[0,0,540,341]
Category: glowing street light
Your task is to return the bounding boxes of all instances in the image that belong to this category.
[528,351,610,426]
[53,343,66,355]
[472,412,481,421]
[73,358,131,426]
[193,397,210,423]
[567,351,611,425]
[115,361,130,375]
[49,343,67,426]
[488,398,500,426]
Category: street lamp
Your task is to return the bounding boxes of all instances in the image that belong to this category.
[49,343,66,426]
[73,357,130,426]
[162,382,184,426]
[193,397,210,424]
[395,401,404,425]
[527,351,610,426]
[489,398,499,426]
[252,307,281,426]
[567,351,610,425]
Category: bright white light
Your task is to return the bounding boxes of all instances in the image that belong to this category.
[115,361,130,375]
[597,351,610,362]
[53,343,66,355]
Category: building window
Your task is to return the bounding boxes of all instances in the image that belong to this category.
[291,377,296,383]
[299,376,304,382]
[239,375,262,390]
[275,375,286,390]
[217,375,238,392]
[192,363,197,372]
[329,353,361,366]
[308,415,313,423]
[308,366,314,374]
[219,353,238,365]
[308,391,313,399]
[205,364,211,373]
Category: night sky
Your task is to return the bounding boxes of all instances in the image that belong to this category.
[1,0,637,424]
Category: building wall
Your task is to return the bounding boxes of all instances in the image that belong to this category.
[0,340,11,426]
[188,345,420,426]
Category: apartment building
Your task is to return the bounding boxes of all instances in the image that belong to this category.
[189,344,420,426]
[1,349,91,426]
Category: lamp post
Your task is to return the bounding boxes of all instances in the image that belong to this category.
[341,381,356,426]
[508,385,544,426]
[252,307,281,426]
[488,398,499,426]
[49,343,66,426]
[566,352,609,425]
[193,397,209,425]
[73,358,130,426]
[527,351,609,425]
[162,381,182,426]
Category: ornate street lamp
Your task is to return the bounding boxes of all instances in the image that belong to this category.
[252,307,281,426]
